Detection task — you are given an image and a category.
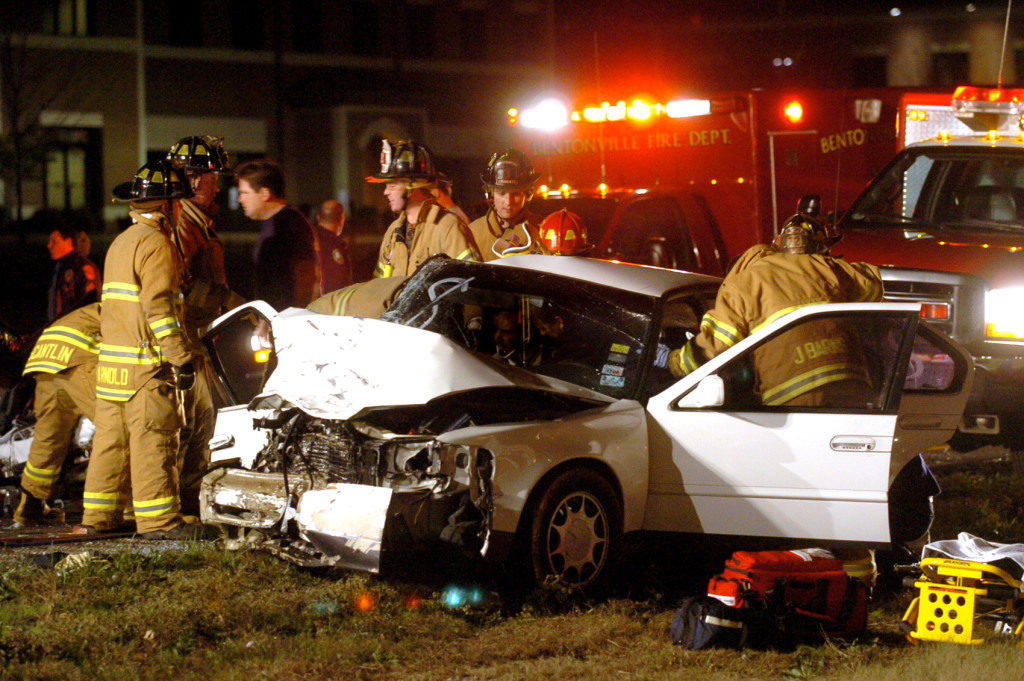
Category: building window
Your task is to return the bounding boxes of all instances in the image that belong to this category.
[404,2,436,59]
[169,0,203,47]
[230,0,265,50]
[294,0,323,53]
[932,52,968,88]
[850,56,887,88]
[351,1,382,57]
[42,128,102,216]
[460,8,486,60]
[41,0,90,36]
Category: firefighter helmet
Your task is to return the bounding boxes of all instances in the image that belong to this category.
[540,209,592,255]
[366,140,438,187]
[773,194,839,254]
[480,148,541,193]
[166,135,231,174]
[111,160,194,203]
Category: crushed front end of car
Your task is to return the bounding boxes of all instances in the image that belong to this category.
[200,306,612,572]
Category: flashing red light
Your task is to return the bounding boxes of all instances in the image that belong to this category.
[782,100,804,124]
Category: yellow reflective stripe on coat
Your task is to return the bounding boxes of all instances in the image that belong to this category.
[679,342,701,375]
[752,302,820,334]
[24,462,61,483]
[148,316,181,339]
[101,281,141,303]
[95,385,136,401]
[455,247,478,261]
[38,327,100,353]
[23,360,69,374]
[83,492,125,511]
[132,496,177,517]
[701,313,741,348]
[761,363,861,406]
[98,343,164,365]
[333,287,358,316]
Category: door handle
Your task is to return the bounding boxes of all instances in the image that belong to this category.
[830,436,876,452]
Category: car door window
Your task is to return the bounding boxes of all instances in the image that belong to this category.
[688,311,915,412]
[644,292,716,399]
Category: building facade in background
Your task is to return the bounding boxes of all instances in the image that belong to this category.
[2,0,1022,232]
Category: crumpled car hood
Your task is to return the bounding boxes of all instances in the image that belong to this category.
[251,310,613,420]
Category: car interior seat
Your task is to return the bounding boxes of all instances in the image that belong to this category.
[957,186,1021,222]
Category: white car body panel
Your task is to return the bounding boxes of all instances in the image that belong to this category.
[438,399,650,535]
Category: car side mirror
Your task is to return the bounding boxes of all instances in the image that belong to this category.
[676,375,725,408]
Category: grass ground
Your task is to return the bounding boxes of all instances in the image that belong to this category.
[2,448,1023,680]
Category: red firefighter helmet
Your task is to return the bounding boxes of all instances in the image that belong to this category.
[540,209,592,255]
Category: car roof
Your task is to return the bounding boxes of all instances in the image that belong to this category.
[487,254,721,297]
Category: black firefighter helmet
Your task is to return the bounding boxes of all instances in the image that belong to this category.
[111,160,194,203]
[166,135,231,174]
[480,148,541,194]
[366,140,438,188]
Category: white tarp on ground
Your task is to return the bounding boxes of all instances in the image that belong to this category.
[252,311,608,421]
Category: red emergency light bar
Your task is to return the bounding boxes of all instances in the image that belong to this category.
[953,85,1024,106]
[512,94,750,129]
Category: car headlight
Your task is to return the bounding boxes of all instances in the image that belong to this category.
[985,287,1024,339]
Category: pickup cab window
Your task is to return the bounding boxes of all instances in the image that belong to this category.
[847,147,1024,232]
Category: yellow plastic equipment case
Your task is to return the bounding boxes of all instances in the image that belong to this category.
[901,557,1024,645]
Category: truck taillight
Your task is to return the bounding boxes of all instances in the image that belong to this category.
[920,303,950,320]
[782,100,803,124]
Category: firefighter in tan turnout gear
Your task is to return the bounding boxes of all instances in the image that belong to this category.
[469,148,549,261]
[81,160,214,539]
[368,140,479,278]
[668,200,884,407]
[13,303,101,526]
[167,134,239,515]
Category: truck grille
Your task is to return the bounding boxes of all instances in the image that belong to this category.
[878,267,986,344]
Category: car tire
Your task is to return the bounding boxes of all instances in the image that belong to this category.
[527,468,622,592]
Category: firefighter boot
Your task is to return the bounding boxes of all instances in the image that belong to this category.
[13,489,65,527]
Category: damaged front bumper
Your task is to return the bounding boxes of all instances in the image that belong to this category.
[199,430,495,572]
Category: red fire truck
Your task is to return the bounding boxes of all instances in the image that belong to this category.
[509,87,909,273]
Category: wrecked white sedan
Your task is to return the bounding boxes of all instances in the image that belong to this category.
[200,256,972,590]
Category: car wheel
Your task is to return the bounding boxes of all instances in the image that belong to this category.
[528,468,621,591]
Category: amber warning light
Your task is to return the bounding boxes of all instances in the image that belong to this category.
[920,303,950,320]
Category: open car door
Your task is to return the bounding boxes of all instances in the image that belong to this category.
[644,302,972,546]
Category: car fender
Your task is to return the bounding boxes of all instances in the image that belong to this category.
[437,399,649,536]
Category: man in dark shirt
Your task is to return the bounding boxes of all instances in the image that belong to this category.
[237,159,320,310]
[313,199,354,294]
[46,223,100,321]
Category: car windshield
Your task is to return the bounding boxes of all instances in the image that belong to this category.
[844,147,1024,233]
[382,258,657,399]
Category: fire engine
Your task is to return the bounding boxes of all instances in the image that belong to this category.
[509,87,909,274]
[831,86,1024,450]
